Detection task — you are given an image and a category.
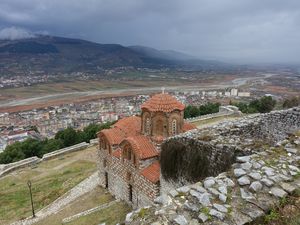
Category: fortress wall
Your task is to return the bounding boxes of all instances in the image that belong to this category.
[41,142,89,161]
[127,107,300,225]
[184,105,241,123]
[0,156,41,177]
[227,107,300,143]
[0,142,90,177]
[160,107,300,193]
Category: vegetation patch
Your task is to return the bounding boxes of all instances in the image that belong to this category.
[0,150,97,225]
[66,201,130,225]
[0,122,113,164]
[231,96,276,114]
[184,102,220,119]
[251,188,300,225]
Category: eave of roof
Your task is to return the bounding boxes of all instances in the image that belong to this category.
[140,161,160,183]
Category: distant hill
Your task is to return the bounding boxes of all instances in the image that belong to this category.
[128,45,197,61]
[0,35,230,76]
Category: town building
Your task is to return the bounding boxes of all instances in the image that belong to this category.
[238,92,251,97]
[230,88,238,96]
[97,93,196,208]
[224,91,231,97]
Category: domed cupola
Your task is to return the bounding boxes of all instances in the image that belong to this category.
[140,93,185,138]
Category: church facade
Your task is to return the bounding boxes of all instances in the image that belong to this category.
[97,93,196,208]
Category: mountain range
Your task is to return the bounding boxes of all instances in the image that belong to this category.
[0,35,230,75]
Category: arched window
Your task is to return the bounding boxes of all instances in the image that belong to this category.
[145,117,151,135]
[123,145,132,161]
[128,149,132,160]
[172,119,177,135]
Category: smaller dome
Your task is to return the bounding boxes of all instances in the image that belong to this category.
[141,93,185,112]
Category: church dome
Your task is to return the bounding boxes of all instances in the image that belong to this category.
[141,93,185,113]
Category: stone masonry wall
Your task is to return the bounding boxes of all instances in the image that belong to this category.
[0,142,90,178]
[160,139,237,193]
[127,144,300,225]
[160,107,300,193]
[226,107,300,143]
[0,156,41,177]
[126,107,300,225]
[97,146,160,208]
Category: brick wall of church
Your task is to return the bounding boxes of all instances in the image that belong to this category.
[97,146,160,208]
[141,109,184,137]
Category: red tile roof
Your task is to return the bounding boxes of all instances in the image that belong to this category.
[182,122,197,132]
[114,116,141,136]
[100,116,141,145]
[100,127,125,145]
[122,135,158,160]
[141,93,185,112]
[140,161,160,183]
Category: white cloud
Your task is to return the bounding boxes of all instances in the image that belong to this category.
[0,26,35,40]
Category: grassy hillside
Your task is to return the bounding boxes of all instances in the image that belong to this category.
[0,147,97,224]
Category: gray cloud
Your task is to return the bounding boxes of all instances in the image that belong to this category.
[0,0,300,64]
[0,26,35,40]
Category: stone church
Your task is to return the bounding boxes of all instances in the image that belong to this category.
[97,93,196,207]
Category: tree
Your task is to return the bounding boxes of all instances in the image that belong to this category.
[40,139,64,155]
[82,124,101,142]
[184,103,221,119]
[0,139,43,164]
[0,121,115,164]
[55,127,80,147]
[189,106,200,118]
[257,96,276,113]
[283,96,300,109]
[232,96,276,114]
[184,105,192,118]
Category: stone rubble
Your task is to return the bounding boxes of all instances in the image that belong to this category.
[126,108,300,225]
[127,141,299,224]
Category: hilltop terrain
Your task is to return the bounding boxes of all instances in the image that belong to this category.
[0,35,230,77]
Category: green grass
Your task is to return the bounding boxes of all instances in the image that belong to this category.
[67,201,131,225]
[252,187,300,225]
[0,159,96,224]
[191,115,241,128]
[34,186,130,225]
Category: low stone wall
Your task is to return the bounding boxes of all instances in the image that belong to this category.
[62,200,118,223]
[184,105,241,123]
[42,142,89,161]
[0,156,41,177]
[160,139,237,191]
[89,138,99,145]
[235,107,300,143]
[127,134,300,225]
[0,142,89,178]
[160,107,300,189]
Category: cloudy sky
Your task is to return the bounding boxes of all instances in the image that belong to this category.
[0,0,300,64]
